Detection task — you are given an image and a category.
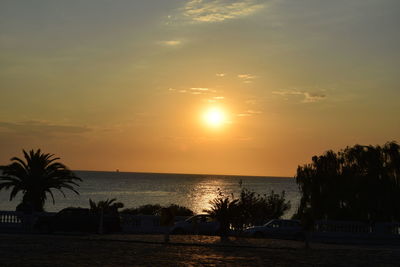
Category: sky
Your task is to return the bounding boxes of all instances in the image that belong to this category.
[0,0,399,177]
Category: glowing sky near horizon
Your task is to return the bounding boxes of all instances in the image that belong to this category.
[0,0,399,176]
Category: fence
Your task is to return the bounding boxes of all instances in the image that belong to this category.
[1,210,399,238]
[314,220,400,240]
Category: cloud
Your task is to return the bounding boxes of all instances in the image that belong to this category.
[237,109,262,117]
[272,89,327,103]
[158,40,182,46]
[0,121,90,135]
[168,87,217,95]
[238,74,256,83]
[190,87,211,94]
[216,73,226,77]
[206,96,225,103]
[190,87,210,91]
[238,74,255,79]
[183,0,265,23]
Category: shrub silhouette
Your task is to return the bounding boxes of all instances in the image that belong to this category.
[233,188,291,230]
[204,186,291,237]
[121,204,194,216]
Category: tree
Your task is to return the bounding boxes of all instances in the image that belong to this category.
[0,149,82,212]
[204,185,291,235]
[89,198,124,214]
[295,141,400,222]
[232,187,291,230]
[203,193,238,241]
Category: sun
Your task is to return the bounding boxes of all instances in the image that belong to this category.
[203,107,226,128]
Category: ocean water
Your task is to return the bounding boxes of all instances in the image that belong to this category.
[0,171,300,218]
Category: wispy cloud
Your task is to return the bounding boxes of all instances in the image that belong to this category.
[190,87,214,94]
[206,96,225,103]
[238,74,256,83]
[168,87,217,95]
[237,109,262,117]
[0,121,90,135]
[183,0,265,23]
[158,40,182,46]
[273,89,327,103]
[216,73,226,77]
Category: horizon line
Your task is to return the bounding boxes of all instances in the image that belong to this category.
[73,169,294,179]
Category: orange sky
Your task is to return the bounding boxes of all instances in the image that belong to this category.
[0,0,399,176]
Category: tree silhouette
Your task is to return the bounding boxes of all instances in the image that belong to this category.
[203,193,239,241]
[0,149,82,212]
[89,198,124,214]
[233,188,291,230]
[295,141,400,222]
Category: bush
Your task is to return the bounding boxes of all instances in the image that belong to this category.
[167,204,194,216]
[121,204,194,216]
[232,188,290,230]
[204,186,291,231]
[121,204,162,215]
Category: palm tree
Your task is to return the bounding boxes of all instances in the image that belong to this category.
[204,195,238,241]
[0,149,82,212]
[89,198,124,214]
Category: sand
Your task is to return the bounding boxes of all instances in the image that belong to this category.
[0,233,399,266]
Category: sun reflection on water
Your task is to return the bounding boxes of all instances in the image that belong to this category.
[188,178,232,214]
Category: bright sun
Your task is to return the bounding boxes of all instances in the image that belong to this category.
[203,107,226,128]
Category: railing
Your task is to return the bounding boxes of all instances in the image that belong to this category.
[0,211,55,233]
[1,210,399,238]
[0,211,23,224]
[0,211,28,232]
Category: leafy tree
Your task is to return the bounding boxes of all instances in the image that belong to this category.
[295,141,400,222]
[0,149,81,212]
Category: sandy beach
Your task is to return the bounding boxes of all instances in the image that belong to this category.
[1,233,399,266]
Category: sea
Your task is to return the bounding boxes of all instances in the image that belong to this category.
[0,171,301,218]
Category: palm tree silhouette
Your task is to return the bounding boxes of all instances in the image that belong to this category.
[0,149,82,212]
[204,195,238,241]
[89,198,124,214]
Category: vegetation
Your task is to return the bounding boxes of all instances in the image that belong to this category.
[121,203,194,216]
[233,188,290,230]
[89,198,124,214]
[204,186,291,235]
[0,149,81,212]
[203,193,239,239]
[295,141,400,222]
[168,204,195,216]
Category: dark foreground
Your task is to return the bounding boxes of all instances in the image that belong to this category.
[0,234,399,266]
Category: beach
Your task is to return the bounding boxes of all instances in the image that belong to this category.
[1,233,399,266]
